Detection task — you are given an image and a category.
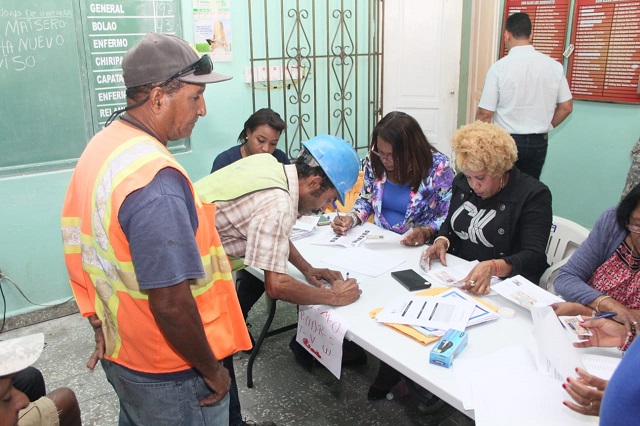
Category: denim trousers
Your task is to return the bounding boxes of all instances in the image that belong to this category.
[511,133,548,180]
[101,359,230,426]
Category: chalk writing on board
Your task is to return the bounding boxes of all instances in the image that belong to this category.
[1,7,73,72]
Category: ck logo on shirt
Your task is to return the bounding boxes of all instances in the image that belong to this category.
[451,202,495,247]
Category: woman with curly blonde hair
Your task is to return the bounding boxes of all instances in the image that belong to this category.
[422,121,552,295]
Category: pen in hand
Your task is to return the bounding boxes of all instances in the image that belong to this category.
[332,201,349,235]
[582,312,617,321]
[332,201,342,218]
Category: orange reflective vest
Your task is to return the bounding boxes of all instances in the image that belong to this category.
[61,120,251,374]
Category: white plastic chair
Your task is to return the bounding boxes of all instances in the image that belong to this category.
[540,216,590,293]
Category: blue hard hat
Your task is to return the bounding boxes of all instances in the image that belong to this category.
[302,135,360,205]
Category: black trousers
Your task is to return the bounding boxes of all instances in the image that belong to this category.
[511,133,548,180]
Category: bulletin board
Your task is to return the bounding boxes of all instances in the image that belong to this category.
[566,0,640,104]
[500,0,571,63]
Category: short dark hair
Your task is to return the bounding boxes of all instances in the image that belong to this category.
[617,183,640,229]
[126,79,184,103]
[294,147,334,193]
[370,111,435,191]
[238,108,286,144]
[506,12,532,39]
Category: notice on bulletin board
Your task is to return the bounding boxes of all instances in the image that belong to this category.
[501,0,570,63]
[193,0,232,61]
[567,0,640,104]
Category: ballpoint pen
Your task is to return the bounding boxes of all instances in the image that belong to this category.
[583,312,617,321]
[332,201,342,218]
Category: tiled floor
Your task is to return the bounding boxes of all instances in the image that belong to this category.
[3,298,475,426]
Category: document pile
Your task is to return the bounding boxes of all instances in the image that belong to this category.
[290,215,320,241]
[375,288,499,338]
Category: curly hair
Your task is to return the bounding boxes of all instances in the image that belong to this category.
[451,121,518,176]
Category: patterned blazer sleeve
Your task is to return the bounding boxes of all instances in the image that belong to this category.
[408,153,455,233]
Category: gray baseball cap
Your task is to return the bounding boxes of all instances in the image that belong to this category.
[0,333,44,377]
[122,32,232,88]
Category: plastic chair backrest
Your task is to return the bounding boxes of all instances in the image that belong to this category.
[540,216,590,292]
[545,216,590,266]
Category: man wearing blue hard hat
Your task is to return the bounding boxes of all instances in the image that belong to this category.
[195,135,363,420]
[196,134,361,310]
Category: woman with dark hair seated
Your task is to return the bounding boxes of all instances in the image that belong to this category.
[554,183,640,333]
[211,107,288,172]
[331,111,454,246]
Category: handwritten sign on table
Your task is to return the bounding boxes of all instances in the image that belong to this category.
[296,306,349,379]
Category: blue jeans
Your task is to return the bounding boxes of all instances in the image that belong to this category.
[511,133,548,180]
[222,356,242,426]
[101,359,229,426]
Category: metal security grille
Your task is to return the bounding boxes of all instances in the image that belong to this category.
[246,0,382,158]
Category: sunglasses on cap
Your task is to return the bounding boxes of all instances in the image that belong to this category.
[160,54,213,87]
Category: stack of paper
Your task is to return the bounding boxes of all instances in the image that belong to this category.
[375,289,497,334]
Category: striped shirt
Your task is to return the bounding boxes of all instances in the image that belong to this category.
[214,165,299,273]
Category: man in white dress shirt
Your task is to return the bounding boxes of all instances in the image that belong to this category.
[476,12,573,180]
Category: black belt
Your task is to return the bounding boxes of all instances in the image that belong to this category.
[510,133,547,137]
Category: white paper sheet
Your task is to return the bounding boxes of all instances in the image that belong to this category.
[492,275,564,310]
[437,288,500,327]
[296,305,350,379]
[322,247,405,277]
[310,228,374,248]
[293,215,320,231]
[531,306,585,380]
[581,354,621,381]
[375,295,475,330]
[456,346,598,425]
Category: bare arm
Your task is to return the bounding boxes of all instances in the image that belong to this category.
[475,107,494,123]
[288,240,343,286]
[264,270,360,306]
[551,99,573,128]
[148,280,229,406]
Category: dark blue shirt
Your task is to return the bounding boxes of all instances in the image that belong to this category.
[118,167,204,290]
[210,145,290,173]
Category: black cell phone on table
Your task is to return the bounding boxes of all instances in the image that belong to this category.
[390,269,431,291]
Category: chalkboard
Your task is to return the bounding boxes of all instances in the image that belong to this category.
[0,0,183,176]
[0,0,91,175]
